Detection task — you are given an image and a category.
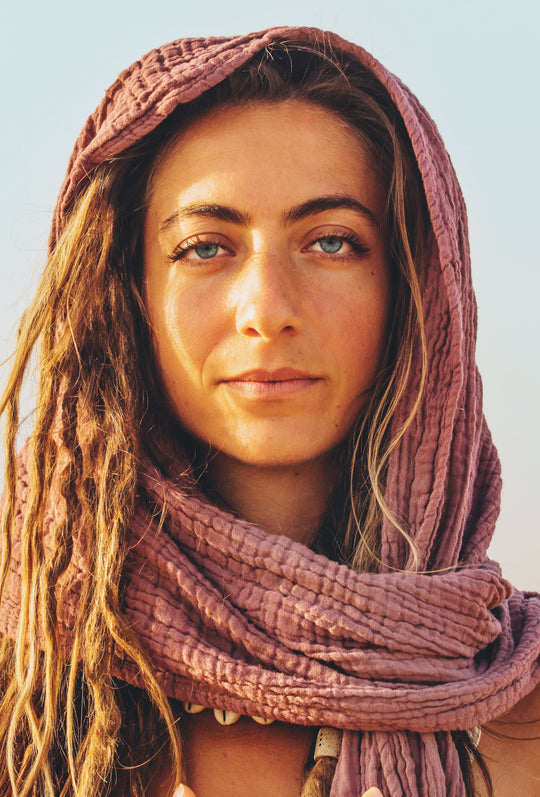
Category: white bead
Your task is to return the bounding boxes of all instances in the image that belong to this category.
[214,709,241,725]
[183,701,205,714]
[314,727,342,760]
[468,726,482,748]
[251,715,275,725]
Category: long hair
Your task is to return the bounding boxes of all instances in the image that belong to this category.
[0,42,487,796]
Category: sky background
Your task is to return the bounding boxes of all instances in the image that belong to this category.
[1,0,538,589]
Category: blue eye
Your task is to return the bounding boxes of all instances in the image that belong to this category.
[169,237,229,264]
[307,232,369,258]
[194,243,220,259]
[318,237,343,254]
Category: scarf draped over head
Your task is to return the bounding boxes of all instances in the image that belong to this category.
[2,26,539,797]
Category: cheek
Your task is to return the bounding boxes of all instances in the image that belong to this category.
[148,283,217,399]
[334,281,391,387]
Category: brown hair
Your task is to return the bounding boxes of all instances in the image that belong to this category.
[143,43,430,572]
[0,41,486,796]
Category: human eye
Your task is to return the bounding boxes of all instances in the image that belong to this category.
[305,232,370,258]
[168,235,232,264]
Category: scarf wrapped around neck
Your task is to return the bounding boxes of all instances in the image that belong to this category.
[2,26,540,796]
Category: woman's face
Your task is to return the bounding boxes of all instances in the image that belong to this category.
[143,100,391,470]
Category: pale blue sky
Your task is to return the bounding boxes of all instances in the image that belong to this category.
[1,0,538,588]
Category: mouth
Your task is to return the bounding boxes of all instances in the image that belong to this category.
[219,369,322,399]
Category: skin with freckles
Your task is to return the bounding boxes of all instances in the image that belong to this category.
[142,99,392,797]
[173,779,384,796]
[143,100,391,543]
[142,99,540,797]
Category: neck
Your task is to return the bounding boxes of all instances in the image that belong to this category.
[203,454,337,546]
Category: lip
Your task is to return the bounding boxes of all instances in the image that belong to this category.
[219,368,322,399]
[222,368,318,382]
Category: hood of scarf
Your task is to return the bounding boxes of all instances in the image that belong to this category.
[50,25,501,573]
[3,26,540,796]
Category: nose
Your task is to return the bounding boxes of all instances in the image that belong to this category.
[232,250,302,340]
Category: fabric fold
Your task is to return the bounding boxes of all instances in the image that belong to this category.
[1,25,539,796]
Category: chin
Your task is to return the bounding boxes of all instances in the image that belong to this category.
[212,436,343,471]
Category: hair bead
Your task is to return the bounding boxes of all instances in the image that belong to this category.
[313,727,343,761]
[214,709,242,725]
[183,702,205,714]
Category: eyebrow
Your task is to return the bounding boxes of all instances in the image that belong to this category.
[283,195,378,227]
[159,203,249,233]
[158,194,378,234]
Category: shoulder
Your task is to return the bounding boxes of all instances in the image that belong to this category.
[474,682,540,796]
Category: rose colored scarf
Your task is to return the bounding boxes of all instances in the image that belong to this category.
[2,27,540,796]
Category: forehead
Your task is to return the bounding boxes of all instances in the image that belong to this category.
[147,100,384,218]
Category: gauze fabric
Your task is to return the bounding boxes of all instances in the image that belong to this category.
[2,26,540,796]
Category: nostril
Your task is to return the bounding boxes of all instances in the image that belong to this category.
[240,322,297,339]
[234,281,301,339]
[243,326,262,338]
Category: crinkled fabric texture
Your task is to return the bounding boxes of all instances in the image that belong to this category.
[2,451,540,797]
[2,26,540,796]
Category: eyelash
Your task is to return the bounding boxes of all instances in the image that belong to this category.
[168,235,228,263]
[168,231,370,264]
[307,232,370,258]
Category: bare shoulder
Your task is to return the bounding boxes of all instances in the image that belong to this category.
[474,682,540,795]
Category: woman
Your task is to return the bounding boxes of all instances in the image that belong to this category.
[0,26,539,797]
